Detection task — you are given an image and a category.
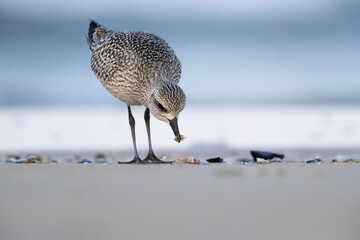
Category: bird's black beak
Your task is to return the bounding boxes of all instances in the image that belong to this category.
[169,117,181,142]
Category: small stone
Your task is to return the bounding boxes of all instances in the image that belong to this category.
[306,160,316,163]
[343,158,350,163]
[315,156,322,162]
[14,155,37,164]
[177,158,201,164]
[206,157,223,163]
[356,159,360,163]
[177,157,192,164]
[331,159,338,163]
[256,158,270,164]
[193,158,201,164]
[78,159,92,164]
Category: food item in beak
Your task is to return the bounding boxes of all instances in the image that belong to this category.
[174,134,185,143]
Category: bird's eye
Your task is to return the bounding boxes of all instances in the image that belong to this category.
[157,102,167,112]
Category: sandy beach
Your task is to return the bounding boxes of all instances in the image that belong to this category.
[0,157,359,240]
[1,106,360,239]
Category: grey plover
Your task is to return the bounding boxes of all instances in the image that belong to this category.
[87,20,186,164]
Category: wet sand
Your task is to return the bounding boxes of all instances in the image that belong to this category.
[0,161,359,240]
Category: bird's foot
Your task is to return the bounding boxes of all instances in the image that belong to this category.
[142,153,173,164]
[118,156,143,164]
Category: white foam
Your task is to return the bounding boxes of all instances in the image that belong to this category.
[0,104,359,151]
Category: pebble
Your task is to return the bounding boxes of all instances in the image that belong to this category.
[14,155,37,164]
[193,158,201,164]
[78,159,92,164]
[331,159,338,163]
[356,159,360,163]
[306,160,317,163]
[343,158,350,163]
[206,157,224,163]
[176,157,191,164]
[256,158,270,164]
[177,158,201,164]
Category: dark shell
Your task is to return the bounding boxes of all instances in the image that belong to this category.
[206,157,223,163]
[250,151,284,161]
[78,159,92,164]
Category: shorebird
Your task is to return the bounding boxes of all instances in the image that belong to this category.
[86,20,186,164]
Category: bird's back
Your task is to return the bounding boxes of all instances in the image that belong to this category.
[87,21,181,105]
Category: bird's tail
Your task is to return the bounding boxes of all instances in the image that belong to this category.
[86,20,112,51]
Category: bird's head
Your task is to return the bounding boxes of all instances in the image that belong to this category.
[148,81,186,142]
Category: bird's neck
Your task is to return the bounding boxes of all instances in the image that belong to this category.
[143,78,169,107]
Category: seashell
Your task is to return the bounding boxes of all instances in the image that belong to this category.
[206,157,223,163]
[250,150,284,161]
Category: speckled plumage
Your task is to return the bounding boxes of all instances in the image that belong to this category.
[87,21,183,107]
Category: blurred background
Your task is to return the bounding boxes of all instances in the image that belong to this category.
[0,0,359,151]
[1,0,359,105]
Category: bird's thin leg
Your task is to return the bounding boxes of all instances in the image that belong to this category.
[143,108,172,164]
[144,108,156,158]
[118,105,142,164]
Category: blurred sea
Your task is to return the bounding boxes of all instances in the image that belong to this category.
[1,105,359,151]
[1,0,360,106]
